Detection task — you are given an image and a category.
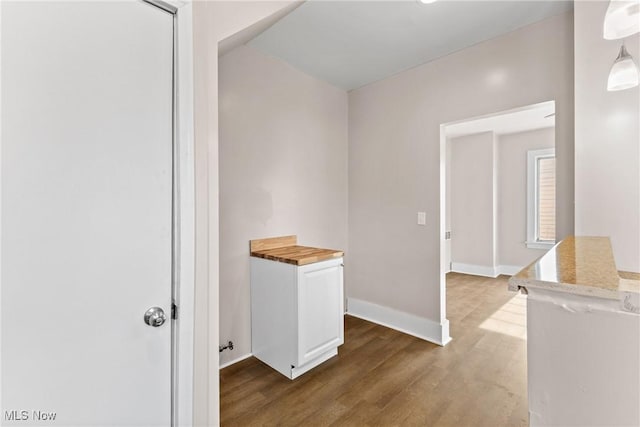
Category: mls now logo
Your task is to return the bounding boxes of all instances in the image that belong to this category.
[4,410,57,421]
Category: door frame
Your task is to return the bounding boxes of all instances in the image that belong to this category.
[175,1,195,424]
[0,1,195,425]
[150,1,195,426]
[438,100,555,343]
[136,2,195,424]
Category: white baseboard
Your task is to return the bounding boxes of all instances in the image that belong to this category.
[219,352,252,370]
[497,265,523,276]
[451,262,524,278]
[451,262,497,277]
[347,297,451,346]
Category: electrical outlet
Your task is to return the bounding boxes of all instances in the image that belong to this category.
[417,212,426,225]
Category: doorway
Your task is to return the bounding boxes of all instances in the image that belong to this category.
[439,101,556,332]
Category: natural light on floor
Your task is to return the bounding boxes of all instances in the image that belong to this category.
[479,293,527,339]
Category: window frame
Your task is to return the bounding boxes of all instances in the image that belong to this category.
[526,148,556,249]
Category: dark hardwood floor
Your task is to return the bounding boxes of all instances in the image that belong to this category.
[220,273,528,426]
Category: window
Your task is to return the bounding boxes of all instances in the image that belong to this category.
[527,148,556,249]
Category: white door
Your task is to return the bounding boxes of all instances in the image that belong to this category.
[1,2,174,425]
[296,259,344,366]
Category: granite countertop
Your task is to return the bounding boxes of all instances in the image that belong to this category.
[508,236,640,300]
[250,235,343,266]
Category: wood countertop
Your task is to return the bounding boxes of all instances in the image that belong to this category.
[508,236,640,302]
[250,236,343,266]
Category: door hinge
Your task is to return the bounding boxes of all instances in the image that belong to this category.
[171,302,178,320]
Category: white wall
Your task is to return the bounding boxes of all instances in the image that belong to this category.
[450,132,497,273]
[218,45,348,366]
[498,127,555,268]
[348,12,574,333]
[192,2,298,425]
[574,0,640,273]
[448,127,553,275]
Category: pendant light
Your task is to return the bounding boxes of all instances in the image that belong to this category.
[607,43,640,91]
[603,0,640,40]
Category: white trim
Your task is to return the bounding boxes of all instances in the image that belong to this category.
[438,125,449,334]
[450,263,525,277]
[219,353,253,370]
[527,147,556,249]
[497,265,525,276]
[451,262,498,278]
[441,100,556,128]
[171,2,195,426]
[525,240,555,250]
[347,298,451,346]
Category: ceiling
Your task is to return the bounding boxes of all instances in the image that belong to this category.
[248,0,574,91]
[444,101,555,138]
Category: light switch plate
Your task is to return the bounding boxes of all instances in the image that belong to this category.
[417,212,426,225]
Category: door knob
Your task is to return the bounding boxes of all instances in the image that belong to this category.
[144,307,166,327]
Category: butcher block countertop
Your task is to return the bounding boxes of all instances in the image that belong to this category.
[250,235,343,266]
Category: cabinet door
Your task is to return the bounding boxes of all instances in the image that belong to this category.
[296,258,344,366]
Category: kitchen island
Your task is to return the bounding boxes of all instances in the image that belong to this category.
[509,236,640,426]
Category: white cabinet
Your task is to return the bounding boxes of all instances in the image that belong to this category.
[251,256,344,379]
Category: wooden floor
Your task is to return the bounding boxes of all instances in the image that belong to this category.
[220,273,528,426]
